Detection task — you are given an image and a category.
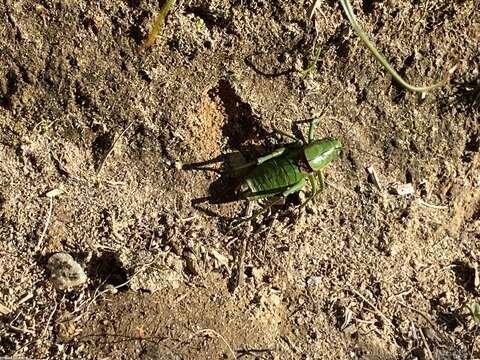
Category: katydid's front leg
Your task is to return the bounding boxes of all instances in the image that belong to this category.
[300,171,326,209]
[317,171,325,189]
[299,174,317,209]
[308,117,321,143]
[272,128,303,144]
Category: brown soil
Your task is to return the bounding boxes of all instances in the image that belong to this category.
[0,0,479,359]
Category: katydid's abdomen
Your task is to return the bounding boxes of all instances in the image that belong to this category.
[244,151,304,200]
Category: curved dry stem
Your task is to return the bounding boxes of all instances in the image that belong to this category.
[339,0,448,93]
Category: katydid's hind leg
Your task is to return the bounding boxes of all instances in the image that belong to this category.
[231,159,257,172]
[231,147,286,172]
[299,174,318,209]
[246,178,305,222]
[308,117,321,143]
[231,197,283,228]
[232,180,305,228]
[248,179,305,223]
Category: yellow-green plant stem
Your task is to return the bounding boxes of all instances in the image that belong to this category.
[340,0,447,92]
[141,0,176,50]
[299,46,323,78]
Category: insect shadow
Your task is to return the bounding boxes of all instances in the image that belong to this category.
[183,145,269,219]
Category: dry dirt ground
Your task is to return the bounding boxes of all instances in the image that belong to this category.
[1,0,479,359]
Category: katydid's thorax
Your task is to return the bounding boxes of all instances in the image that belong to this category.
[304,138,342,171]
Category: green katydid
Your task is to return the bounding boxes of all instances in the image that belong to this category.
[233,118,341,225]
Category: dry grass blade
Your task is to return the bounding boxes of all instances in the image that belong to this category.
[419,327,434,360]
[35,197,53,253]
[339,0,450,92]
[349,287,394,328]
[96,121,134,175]
[189,329,237,359]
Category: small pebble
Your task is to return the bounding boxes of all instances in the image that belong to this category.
[47,252,87,290]
[103,284,118,295]
[184,251,200,275]
[306,276,322,288]
[395,183,414,196]
[174,161,183,170]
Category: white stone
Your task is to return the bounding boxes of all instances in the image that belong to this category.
[47,252,87,290]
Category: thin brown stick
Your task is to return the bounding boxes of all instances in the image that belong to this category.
[470,327,478,360]
[235,202,253,289]
[41,295,59,338]
[419,327,434,360]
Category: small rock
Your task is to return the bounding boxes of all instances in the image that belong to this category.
[165,252,184,273]
[131,268,182,292]
[0,303,11,315]
[174,161,183,170]
[251,267,265,283]
[184,250,200,275]
[306,276,322,288]
[47,252,87,290]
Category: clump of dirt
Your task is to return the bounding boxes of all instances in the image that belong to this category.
[0,0,479,359]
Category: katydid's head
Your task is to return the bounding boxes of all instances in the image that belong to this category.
[304,138,342,171]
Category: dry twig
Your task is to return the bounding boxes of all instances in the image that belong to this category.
[235,202,253,290]
[41,295,59,338]
[36,189,63,252]
[349,287,394,328]
[415,198,448,210]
